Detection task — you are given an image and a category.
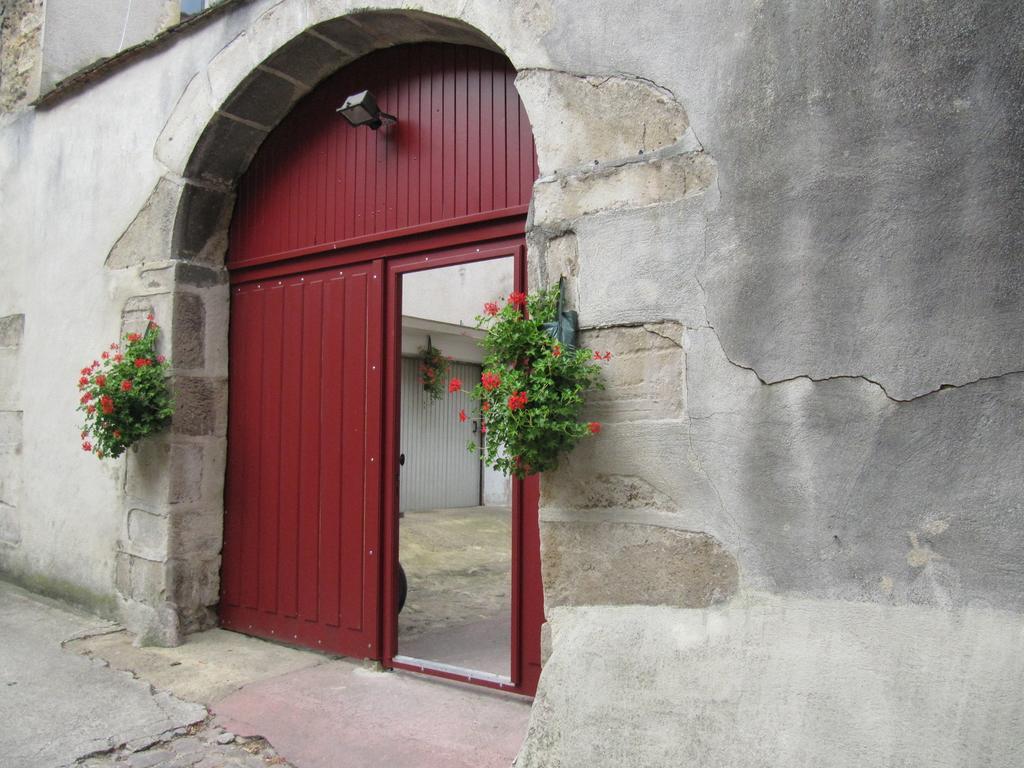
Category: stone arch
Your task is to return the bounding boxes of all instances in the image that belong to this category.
[116,7,543,646]
[110,2,710,646]
[172,9,504,267]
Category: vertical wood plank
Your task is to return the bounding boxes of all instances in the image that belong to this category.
[319,275,346,627]
[278,282,304,617]
[297,279,323,623]
[257,285,284,615]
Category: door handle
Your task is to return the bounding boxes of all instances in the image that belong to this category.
[398,453,405,467]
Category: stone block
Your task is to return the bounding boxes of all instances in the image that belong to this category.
[0,314,25,347]
[172,292,206,371]
[105,177,181,269]
[532,150,715,226]
[263,31,348,88]
[573,199,709,328]
[183,114,267,186]
[219,68,307,130]
[115,552,166,605]
[578,324,684,422]
[541,421,727,539]
[197,436,227,505]
[539,622,552,666]
[155,71,214,176]
[0,444,22,509]
[530,232,578,298]
[136,264,177,293]
[0,348,21,409]
[516,70,690,174]
[121,295,172,348]
[200,284,230,379]
[171,377,227,437]
[0,502,21,546]
[127,508,168,553]
[126,437,172,504]
[311,15,384,56]
[167,555,221,615]
[168,442,204,505]
[134,601,182,648]
[175,263,228,289]
[0,410,23,445]
[169,504,223,561]
[541,520,737,609]
[173,183,235,265]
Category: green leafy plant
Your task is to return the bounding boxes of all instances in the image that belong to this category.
[76,315,174,459]
[451,286,607,478]
[418,342,452,401]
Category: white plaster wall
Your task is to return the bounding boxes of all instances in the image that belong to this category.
[0,3,256,607]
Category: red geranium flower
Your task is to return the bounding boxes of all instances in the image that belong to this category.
[157,355,166,364]
[508,291,527,308]
[484,301,499,316]
[113,430,122,439]
[481,372,501,391]
[82,441,92,452]
[507,391,528,411]
[552,345,562,357]
[80,367,91,376]
[146,313,154,321]
[134,358,151,368]
[86,405,95,414]
[114,354,123,363]
[78,376,89,388]
[482,401,491,412]
[588,421,602,435]
[100,395,115,415]
[80,392,92,403]
[459,409,467,422]
[127,333,141,342]
[121,380,133,392]
[101,351,109,360]
[448,377,462,393]
[110,342,119,350]
[95,374,106,387]
[603,351,612,361]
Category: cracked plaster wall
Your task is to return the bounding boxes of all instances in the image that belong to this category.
[1,0,1023,765]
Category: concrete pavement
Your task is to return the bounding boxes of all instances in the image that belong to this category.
[1,579,532,767]
[0,580,205,767]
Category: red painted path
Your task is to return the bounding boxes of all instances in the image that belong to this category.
[213,659,532,768]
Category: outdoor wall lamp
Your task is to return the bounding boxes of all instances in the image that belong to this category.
[336,90,396,129]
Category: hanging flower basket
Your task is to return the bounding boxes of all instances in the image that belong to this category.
[418,340,452,401]
[450,284,608,478]
[76,315,173,459]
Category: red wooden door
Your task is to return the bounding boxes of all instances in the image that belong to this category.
[221,261,384,658]
[222,41,541,693]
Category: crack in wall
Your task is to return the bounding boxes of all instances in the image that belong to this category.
[702,316,1024,404]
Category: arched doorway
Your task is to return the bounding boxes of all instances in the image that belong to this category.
[219,42,543,696]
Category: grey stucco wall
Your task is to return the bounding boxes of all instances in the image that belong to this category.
[1,1,1022,765]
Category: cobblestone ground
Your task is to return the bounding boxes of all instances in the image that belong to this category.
[76,721,293,768]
